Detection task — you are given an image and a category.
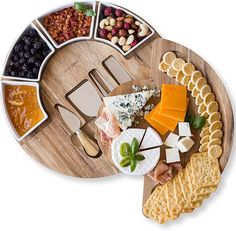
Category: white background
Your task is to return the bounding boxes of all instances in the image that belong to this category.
[0,0,235,230]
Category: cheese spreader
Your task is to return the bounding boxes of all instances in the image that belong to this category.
[57,105,99,157]
[67,80,102,117]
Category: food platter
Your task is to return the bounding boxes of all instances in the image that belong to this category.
[0,1,234,224]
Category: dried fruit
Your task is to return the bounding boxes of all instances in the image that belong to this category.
[124,23,131,30]
[118,29,128,37]
[99,29,108,38]
[115,9,124,17]
[103,7,113,16]
[131,40,138,47]
[111,28,118,36]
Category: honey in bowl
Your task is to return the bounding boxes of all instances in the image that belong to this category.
[5,85,44,137]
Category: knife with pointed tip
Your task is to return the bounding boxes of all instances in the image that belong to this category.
[57,105,99,157]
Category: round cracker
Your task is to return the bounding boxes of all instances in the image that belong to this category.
[172,58,185,71]
[159,61,169,72]
[199,142,208,152]
[208,112,222,124]
[195,94,203,105]
[181,75,191,86]
[192,86,199,98]
[191,70,202,84]
[200,127,210,137]
[200,135,210,144]
[201,111,209,118]
[207,101,219,114]
[200,85,211,98]
[203,120,210,128]
[208,145,223,158]
[196,77,207,91]
[209,121,223,133]
[163,51,176,65]
[203,92,215,106]
[176,71,184,82]
[182,63,195,76]
[198,102,207,114]
[208,138,222,149]
[187,81,195,91]
[167,66,177,78]
[210,129,223,140]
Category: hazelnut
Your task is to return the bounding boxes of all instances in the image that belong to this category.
[107,32,113,40]
[118,29,128,37]
[118,37,126,46]
[111,36,119,44]
[122,44,131,52]
[124,17,134,24]
[116,21,124,29]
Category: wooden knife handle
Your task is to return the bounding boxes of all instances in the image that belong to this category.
[76,130,99,157]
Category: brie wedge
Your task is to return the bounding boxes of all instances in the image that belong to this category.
[140,127,163,150]
[111,128,160,176]
[103,90,154,130]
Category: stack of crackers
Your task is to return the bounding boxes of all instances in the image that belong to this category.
[143,152,221,223]
[143,51,224,224]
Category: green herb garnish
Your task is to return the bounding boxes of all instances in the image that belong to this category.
[119,138,145,172]
[185,111,206,129]
[74,2,96,16]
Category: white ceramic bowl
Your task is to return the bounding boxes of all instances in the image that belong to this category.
[94,2,156,57]
[36,1,96,49]
[2,23,55,82]
[0,80,48,141]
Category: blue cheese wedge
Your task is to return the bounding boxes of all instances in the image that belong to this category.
[140,127,163,150]
[111,128,160,176]
[103,90,154,130]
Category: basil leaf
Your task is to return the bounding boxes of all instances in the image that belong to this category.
[120,156,131,167]
[120,143,131,157]
[131,138,139,155]
[74,2,88,12]
[130,158,137,172]
[85,8,96,16]
[185,111,194,125]
[135,154,145,161]
[192,116,206,129]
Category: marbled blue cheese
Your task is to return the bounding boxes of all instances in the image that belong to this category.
[103,90,154,130]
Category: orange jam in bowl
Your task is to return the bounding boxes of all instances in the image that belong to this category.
[5,85,44,137]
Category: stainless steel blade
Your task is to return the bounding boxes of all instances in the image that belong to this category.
[58,106,81,133]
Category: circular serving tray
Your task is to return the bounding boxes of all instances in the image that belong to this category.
[0,2,233,182]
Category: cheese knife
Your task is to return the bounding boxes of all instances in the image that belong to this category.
[57,105,99,157]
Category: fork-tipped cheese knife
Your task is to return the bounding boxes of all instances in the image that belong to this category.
[57,105,99,157]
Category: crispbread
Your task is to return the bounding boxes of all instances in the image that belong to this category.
[173,176,186,210]
[190,152,221,188]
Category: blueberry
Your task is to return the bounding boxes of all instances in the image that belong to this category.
[33,41,42,49]
[30,48,37,55]
[18,51,24,57]
[32,67,39,74]
[24,51,31,59]
[35,54,43,60]
[19,58,25,64]
[14,62,19,68]
[14,43,23,52]
[22,63,28,71]
[24,44,30,51]
[23,36,32,45]
[9,60,14,66]
[12,55,19,62]
[28,28,37,37]
[35,60,41,67]
[26,71,34,79]
[42,50,49,57]
[10,71,17,77]
[28,56,36,64]
[19,71,25,77]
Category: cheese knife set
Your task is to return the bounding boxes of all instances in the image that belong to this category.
[0,1,234,224]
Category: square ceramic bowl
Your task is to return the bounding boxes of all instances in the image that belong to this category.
[94,2,155,57]
[36,1,96,49]
[0,80,48,141]
[2,23,55,82]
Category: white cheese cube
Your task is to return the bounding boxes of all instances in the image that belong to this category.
[176,137,194,153]
[178,122,192,137]
[166,148,180,163]
[164,133,180,148]
[140,127,163,150]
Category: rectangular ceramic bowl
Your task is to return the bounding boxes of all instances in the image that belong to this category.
[94,2,156,57]
[0,80,48,141]
[36,1,96,49]
[2,23,55,82]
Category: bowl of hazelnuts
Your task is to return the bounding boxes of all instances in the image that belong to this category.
[94,2,155,56]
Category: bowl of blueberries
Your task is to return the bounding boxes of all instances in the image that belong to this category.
[3,23,55,81]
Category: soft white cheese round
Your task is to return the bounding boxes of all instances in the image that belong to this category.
[111,129,160,176]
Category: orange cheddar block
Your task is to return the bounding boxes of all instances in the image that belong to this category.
[152,104,178,131]
[161,84,187,111]
[145,108,169,135]
[159,98,189,121]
